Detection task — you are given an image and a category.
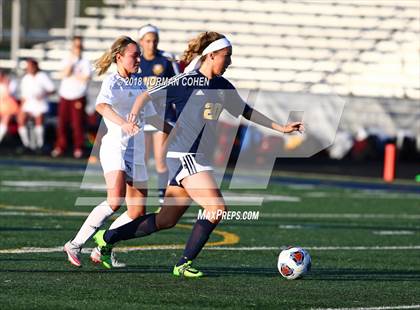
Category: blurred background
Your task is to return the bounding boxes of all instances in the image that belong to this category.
[0,0,419,181]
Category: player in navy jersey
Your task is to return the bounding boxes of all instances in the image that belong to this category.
[138,24,179,206]
[93,32,303,277]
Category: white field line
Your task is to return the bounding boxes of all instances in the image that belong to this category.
[304,191,420,200]
[260,213,420,220]
[2,245,420,254]
[1,180,301,203]
[1,180,105,190]
[1,207,420,221]
[373,230,415,235]
[312,305,420,310]
[4,180,420,200]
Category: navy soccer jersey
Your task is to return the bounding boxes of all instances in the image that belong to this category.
[139,50,178,122]
[148,70,252,161]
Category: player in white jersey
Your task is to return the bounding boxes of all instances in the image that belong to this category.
[64,36,168,268]
[18,59,55,150]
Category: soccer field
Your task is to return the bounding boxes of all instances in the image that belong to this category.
[1,161,420,309]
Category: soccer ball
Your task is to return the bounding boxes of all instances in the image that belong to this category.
[277,246,311,280]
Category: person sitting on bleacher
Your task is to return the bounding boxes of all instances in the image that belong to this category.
[17,59,55,150]
[0,69,19,145]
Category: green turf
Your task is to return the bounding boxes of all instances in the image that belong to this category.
[1,164,420,309]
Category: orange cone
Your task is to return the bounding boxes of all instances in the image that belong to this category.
[383,143,396,182]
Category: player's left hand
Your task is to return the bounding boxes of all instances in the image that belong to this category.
[127,113,138,124]
[283,122,304,134]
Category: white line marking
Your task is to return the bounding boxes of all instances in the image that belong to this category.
[373,230,415,236]
[312,305,420,310]
[278,224,305,229]
[2,180,301,203]
[2,207,420,221]
[261,213,420,220]
[1,180,105,190]
[2,245,420,254]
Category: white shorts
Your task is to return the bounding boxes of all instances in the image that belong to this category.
[143,124,159,132]
[22,100,48,117]
[100,144,148,182]
[167,152,213,186]
[144,121,175,133]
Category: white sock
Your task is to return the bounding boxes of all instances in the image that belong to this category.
[34,125,44,148]
[18,126,30,147]
[109,211,135,230]
[72,201,115,247]
[0,124,7,142]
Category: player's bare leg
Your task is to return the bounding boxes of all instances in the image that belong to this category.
[65,170,124,267]
[173,171,225,278]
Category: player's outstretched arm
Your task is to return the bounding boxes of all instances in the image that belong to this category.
[243,108,304,134]
[128,92,152,122]
[96,102,139,136]
[146,114,173,135]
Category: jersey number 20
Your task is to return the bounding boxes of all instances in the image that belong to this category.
[203,102,223,120]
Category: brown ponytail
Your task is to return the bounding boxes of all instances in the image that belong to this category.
[181,32,225,65]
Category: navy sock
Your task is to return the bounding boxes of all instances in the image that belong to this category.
[104,213,157,244]
[177,219,217,266]
[157,170,168,202]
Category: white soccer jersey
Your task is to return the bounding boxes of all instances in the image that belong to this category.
[20,71,55,116]
[58,56,92,100]
[96,72,156,167]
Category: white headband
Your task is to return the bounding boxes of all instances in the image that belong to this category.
[184,37,231,73]
[138,25,159,39]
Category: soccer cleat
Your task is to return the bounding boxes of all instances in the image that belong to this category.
[92,230,107,247]
[90,246,126,268]
[90,246,101,264]
[173,261,204,278]
[92,230,113,269]
[63,241,82,267]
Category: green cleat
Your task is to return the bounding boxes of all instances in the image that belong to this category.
[92,230,107,247]
[173,261,204,278]
[92,230,113,269]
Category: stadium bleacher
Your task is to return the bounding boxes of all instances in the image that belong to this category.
[5,0,420,101]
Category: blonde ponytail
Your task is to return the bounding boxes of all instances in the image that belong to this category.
[181,32,225,65]
[94,36,138,76]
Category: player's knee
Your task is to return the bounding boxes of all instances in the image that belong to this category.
[107,197,124,211]
[203,204,227,223]
[127,208,145,219]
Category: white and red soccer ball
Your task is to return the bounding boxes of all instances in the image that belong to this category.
[277,246,311,280]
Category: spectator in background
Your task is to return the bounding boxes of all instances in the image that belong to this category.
[0,70,19,144]
[18,59,55,150]
[52,36,92,159]
[137,24,179,205]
